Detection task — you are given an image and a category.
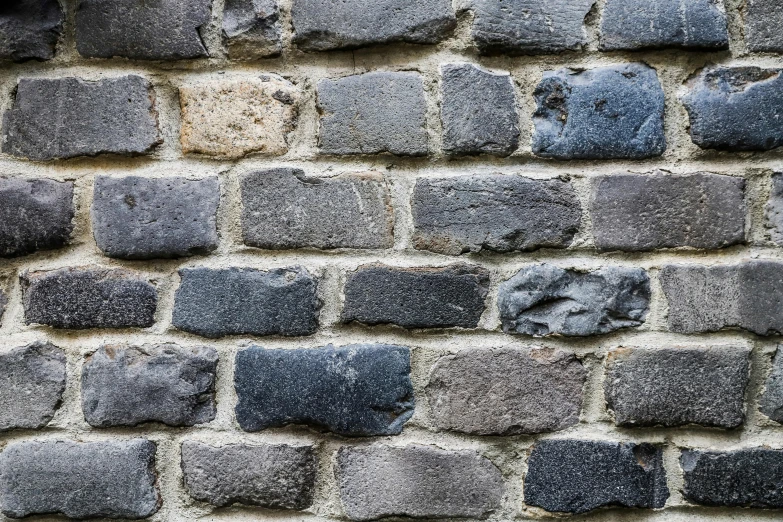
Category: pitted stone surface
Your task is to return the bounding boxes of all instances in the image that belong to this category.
[759,347,783,423]
[765,173,783,245]
[0,0,64,62]
[223,0,282,59]
[746,0,783,52]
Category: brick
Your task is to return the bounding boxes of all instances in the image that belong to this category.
[499,264,651,336]
[341,264,489,329]
[235,344,413,436]
[336,445,503,521]
[412,175,580,255]
[765,173,783,245]
[0,290,5,321]
[591,173,746,251]
[533,63,666,160]
[292,0,456,51]
[92,176,219,260]
[759,347,783,423]
[75,0,210,60]
[181,442,316,509]
[0,177,74,258]
[426,347,585,435]
[223,0,282,59]
[180,76,300,159]
[600,0,728,51]
[82,344,218,428]
[682,67,783,151]
[0,342,66,431]
[466,0,593,55]
[173,267,320,338]
[0,440,160,519]
[746,0,783,52]
[3,76,161,161]
[681,448,783,507]
[241,168,393,250]
[526,440,668,514]
[0,0,64,62]
[440,63,520,156]
[317,72,428,156]
[605,347,750,428]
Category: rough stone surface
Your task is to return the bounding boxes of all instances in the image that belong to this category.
[0,290,5,321]
[426,347,586,435]
[591,172,746,251]
[341,264,490,329]
[0,440,160,519]
[0,177,74,258]
[75,0,211,60]
[22,267,157,329]
[180,76,301,158]
[746,0,783,52]
[223,0,282,59]
[317,72,428,156]
[440,63,520,156]
[498,264,651,336]
[600,0,728,51]
[759,347,783,423]
[292,0,456,51]
[3,76,161,161]
[682,67,783,151]
[241,168,393,250]
[82,344,218,428]
[533,63,666,159]
[525,440,669,514]
[0,0,64,62]
[766,173,783,244]
[412,175,581,255]
[0,342,66,431]
[605,347,750,428]
[336,445,503,521]
[173,267,320,338]
[182,442,317,509]
[235,345,413,436]
[92,176,219,260]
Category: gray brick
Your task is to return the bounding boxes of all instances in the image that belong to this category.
[499,264,650,336]
[0,439,160,519]
[223,0,282,59]
[0,290,5,321]
[605,347,750,428]
[75,0,210,60]
[533,63,666,159]
[173,267,320,338]
[765,173,783,245]
[22,267,157,330]
[0,0,64,62]
[591,173,746,251]
[426,347,585,435]
[3,76,161,161]
[0,177,74,258]
[241,168,393,250]
[92,176,219,260]
[82,344,218,428]
[525,440,669,514]
[412,175,581,255]
[746,0,783,52]
[759,347,783,423]
[0,342,66,431]
[317,72,428,156]
[235,344,413,436]
[292,0,455,51]
[682,67,783,151]
[341,264,489,329]
[181,442,316,509]
[336,445,503,521]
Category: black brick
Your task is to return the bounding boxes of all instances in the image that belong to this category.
[0,0,64,62]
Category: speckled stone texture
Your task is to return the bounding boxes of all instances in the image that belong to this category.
[745,0,783,52]
[765,173,783,245]
[223,0,282,58]
[759,347,783,423]
[0,290,6,321]
[0,0,64,62]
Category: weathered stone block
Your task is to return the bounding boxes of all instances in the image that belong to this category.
[0,290,6,321]
[746,0,783,52]
[0,0,64,62]
[223,0,282,59]
[759,347,783,423]
[766,173,783,245]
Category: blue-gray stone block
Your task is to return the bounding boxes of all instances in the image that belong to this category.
[0,0,64,62]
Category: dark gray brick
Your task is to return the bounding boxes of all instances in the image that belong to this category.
[759,347,783,423]
[426,347,585,435]
[0,177,73,258]
[412,174,581,255]
[241,168,393,250]
[92,176,219,260]
[0,439,160,519]
[0,0,64,62]
[0,342,66,431]
[525,440,669,514]
[746,0,783,52]
[499,264,650,336]
[3,76,161,161]
[223,0,281,59]
[336,445,503,521]
[82,344,218,428]
[173,267,320,338]
[182,442,316,509]
[765,173,783,244]
[22,267,157,330]
[591,173,746,251]
[0,290,6,321]
[292,0,455,51]
[317,72,428,156]
[605,347,750,428]
[341,264,489,329]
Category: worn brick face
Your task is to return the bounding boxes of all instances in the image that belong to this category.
[0,0,64,62]
[745,0,783,52]
[223,0,282,59]
[765,173,783,245]
[759,346,783,423]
